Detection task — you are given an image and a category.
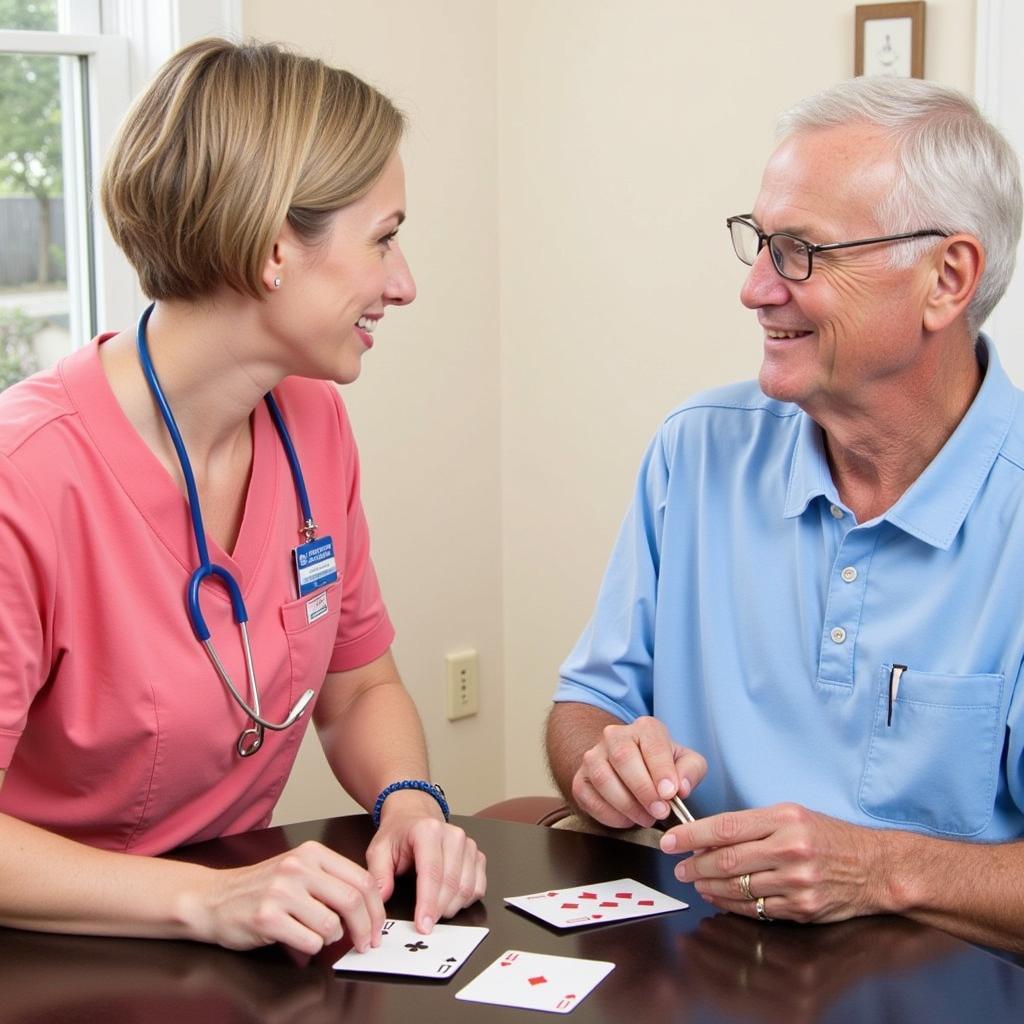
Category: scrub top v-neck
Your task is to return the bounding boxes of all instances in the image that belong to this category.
[0,336,394,853]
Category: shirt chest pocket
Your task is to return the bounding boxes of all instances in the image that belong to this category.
[858,665,1005,837]
[279,581,343,698]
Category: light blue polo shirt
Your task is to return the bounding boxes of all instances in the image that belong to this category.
[556,338,1024,841]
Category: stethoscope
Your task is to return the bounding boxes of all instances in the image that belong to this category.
[136,303,315,757]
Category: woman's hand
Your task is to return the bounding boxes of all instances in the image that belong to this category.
[364,791,486,933]
[183,840,386,954]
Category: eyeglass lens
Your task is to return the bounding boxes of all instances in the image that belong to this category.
[730,219,810,280]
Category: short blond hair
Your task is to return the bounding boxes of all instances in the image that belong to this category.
[100,38,405,301]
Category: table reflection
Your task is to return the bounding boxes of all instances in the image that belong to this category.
[0,929,389,1024]
[576,911,1018,1024]
[3,816,1022,1024]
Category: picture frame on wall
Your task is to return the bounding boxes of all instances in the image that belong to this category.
[855,2,926,79]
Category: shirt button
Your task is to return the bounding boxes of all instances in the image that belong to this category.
[830,504,845,519]
[830,626,847,644]
[841,566,858,583]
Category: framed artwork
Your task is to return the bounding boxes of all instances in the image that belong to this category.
[855,2,926,79]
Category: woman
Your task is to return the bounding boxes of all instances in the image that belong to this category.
[0,38,485,954]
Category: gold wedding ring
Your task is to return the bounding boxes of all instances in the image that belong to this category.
[755,896,773,922]
[739,873,753,901]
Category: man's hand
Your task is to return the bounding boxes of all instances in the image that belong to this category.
[571,715,707,829]
[364,792,486,934]
[660,803,894,923]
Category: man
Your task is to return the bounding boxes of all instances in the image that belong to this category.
[546,77,1024,953]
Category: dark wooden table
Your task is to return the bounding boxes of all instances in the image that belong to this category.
[1,814,1021,1023]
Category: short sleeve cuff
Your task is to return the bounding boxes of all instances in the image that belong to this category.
[328,614,395,674]
[552,678,641,725]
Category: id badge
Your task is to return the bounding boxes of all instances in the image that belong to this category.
[293,535,339,596]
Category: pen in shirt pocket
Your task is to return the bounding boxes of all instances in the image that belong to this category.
[887,663,907,727]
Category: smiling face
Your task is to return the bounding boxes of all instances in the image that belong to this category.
[267,152,416,384]
[742,124,936,418]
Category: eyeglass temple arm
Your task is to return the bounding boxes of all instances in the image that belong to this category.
[806,229,950,255]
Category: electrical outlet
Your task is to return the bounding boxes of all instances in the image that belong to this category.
[445,649,479,720]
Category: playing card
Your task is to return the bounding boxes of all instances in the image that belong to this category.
[456,950,614,1013]
[332,919,488,979]
[504,877,687,928]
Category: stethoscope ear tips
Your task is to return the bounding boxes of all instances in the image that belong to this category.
[287,689,316,725]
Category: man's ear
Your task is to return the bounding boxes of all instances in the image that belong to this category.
[922,234,984,333]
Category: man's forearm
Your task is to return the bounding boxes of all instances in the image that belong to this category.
[544,702,623,808]
[885,828,1024,953]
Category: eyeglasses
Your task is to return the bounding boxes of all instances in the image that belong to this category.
[726,214,948,282]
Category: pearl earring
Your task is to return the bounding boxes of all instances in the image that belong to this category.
[273,276,281,289]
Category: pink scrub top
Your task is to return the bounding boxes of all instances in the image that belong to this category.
[0,337,394,854]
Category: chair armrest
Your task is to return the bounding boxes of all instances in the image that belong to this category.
[474,796,571,827]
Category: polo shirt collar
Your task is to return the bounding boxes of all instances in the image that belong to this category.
[783,335,1018,549]
[784,410,837,519]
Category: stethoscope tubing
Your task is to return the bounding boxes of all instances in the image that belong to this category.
[135,303,315,756]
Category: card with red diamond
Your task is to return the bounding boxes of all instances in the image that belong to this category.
[456,949,614,1013]
[504,877,687,928]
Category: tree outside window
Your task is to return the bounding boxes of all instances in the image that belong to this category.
[0,0,66,390]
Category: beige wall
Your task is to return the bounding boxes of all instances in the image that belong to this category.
[497,0,976,797]
[244,0,505,822]
[244,0,978,821]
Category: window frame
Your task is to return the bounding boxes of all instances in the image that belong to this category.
[976,0,1024,384]
[0,1,241,346]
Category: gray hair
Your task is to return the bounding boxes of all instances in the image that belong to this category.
[777,77,1023,334]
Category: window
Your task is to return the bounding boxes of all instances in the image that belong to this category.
[0,0,129,386]
[0,46,78,386]
[0,0,58,31]
[0,0,240,389]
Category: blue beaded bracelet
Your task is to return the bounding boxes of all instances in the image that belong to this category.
[372,780,450,827]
